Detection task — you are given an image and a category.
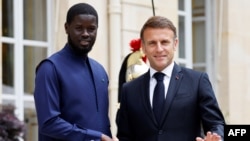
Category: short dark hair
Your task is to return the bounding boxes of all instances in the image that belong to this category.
[140,16,177,41]
[66,3,98,25]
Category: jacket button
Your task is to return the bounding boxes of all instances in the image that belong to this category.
[158,130,163,134]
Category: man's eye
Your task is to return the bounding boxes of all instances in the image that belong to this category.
[75,27,82,31]
[162,42,168,45]
[148,42,156,46]
[88,27,96,32]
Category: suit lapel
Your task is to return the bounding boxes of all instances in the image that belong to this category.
[160,63,183,125]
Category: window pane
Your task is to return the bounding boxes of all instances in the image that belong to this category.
[2,43,14,94]
[192,0,205,10]
[23,0,47,41]
[2,0,14,37]
[192,0,205,17]
[192,0,205,72]
[178,0,185,11]
[193,21,205,63]
[178,16,185,58]
[2,100,15,105]
[24,46,47,94]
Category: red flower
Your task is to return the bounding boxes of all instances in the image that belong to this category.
[129,38,141,52]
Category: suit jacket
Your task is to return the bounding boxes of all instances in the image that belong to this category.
[34,44,112,141]
[117,63,225,141]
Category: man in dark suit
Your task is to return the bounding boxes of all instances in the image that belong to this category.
[34,3,113,141]
[116,16,225,141]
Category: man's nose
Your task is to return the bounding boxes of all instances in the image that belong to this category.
[156,42,164,51]
[81,29,89,36]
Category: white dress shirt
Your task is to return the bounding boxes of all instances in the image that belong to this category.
[149,62,174,107]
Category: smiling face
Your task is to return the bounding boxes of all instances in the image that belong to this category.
[65,14,98,56]
[141,27,178,71]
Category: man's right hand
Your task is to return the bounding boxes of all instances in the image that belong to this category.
[101,134,114,141]
[196,131,221,141]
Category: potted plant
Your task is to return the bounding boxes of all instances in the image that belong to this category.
[0,104,26,141]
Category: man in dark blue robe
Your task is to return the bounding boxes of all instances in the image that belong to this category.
[34,3,113,141]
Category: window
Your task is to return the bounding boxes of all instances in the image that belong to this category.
[178,0,192,68]
[192,0,206,72]
[178,0,216,83]
[192,0,216,83]
[1,0,52,140]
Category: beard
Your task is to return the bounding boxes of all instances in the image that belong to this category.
[68,36,93,56]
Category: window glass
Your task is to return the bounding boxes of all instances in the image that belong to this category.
[192,0,205,17]
[2,100,15,105]
[23,0,47,41]
[1,1,49,140]
[192,0,205,72]
[24,46,47,94]
[178,0,185,11]
[2,43,14,94]
[178,16,186,58]
[192,0,204,8]
[2,0,14,37]
[193,21,205,63]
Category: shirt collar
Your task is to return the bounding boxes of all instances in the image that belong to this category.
[150,62,174,78]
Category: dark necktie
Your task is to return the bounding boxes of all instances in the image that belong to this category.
[153,72,165,123]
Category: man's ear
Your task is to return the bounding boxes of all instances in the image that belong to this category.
[64,23,69,34]
[174,38,178,51]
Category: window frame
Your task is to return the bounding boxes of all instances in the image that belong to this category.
[1,0,53,120]
[178,0,193,68]
[192,0,216,84]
